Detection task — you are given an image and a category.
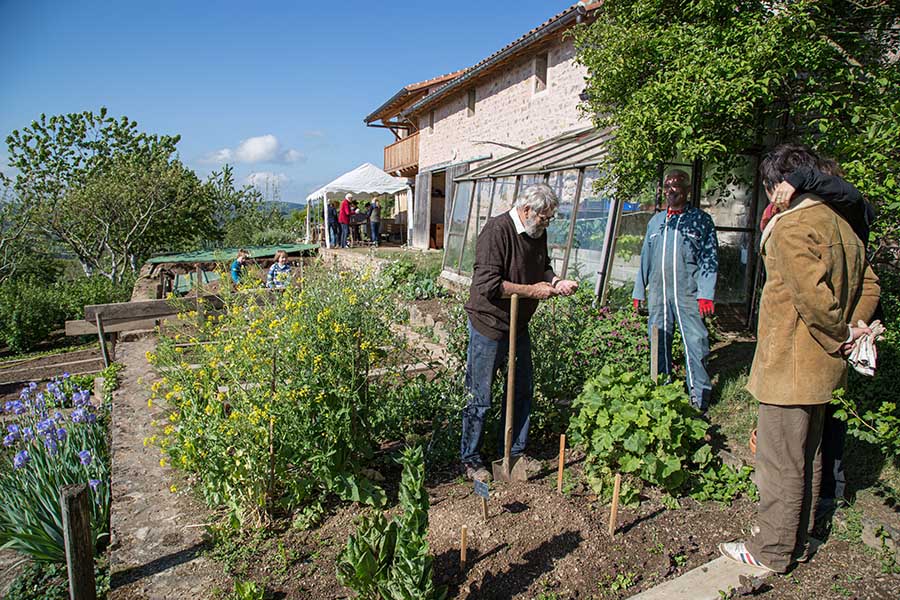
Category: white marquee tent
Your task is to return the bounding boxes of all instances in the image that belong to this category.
[305,163,411,248]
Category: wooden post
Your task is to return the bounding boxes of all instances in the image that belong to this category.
[481,497,488,522]
[61,484,97,600]
[460,525,468,572]
[650,324,660,382]
[502,294,519,476]
[267,350,277,508]
[95,315,110,369]
[557,434,566,494]
[107,332,118,363]
[608,473,622,538]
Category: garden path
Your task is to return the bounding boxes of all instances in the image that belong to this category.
[108,336,229,600]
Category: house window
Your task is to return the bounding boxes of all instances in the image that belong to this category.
[428,110,435,133]
[534,52,548,93]
[467,89,476,117]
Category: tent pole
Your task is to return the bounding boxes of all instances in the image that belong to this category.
[305,196,311,244]
[322,193,330,249]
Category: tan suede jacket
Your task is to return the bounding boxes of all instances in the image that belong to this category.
[747,195,880,406]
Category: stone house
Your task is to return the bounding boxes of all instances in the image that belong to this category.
[366,2,768,325]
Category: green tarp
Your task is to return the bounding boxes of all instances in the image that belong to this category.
[147,243,319,265]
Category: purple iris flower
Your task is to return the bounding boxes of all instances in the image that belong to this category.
[13,450,29,469]
[54,411,64,422]
[78,450,92,466]
[36,418,54,435]
[56,428,67,441]
[7,424,19,435]
[43,436,58,454]
[21,427,34,441]
[5,400,25,415]
[63,372,70,379]
[88,479,101,490]
[86,413,97,424]
[2,433,15,447]
[71,408,86,423]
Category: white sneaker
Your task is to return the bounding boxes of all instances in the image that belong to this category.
[718,541,774,571]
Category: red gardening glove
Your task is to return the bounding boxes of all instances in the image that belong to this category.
[633,298,640,311]
[698,299,714,317]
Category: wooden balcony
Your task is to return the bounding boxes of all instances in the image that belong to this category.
[384,131,419,175]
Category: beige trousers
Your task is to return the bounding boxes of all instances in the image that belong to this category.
[747,403,825,572]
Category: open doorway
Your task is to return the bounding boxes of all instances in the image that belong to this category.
[429,170,446,249]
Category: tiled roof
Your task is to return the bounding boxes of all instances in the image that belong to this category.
[364,69,468,125]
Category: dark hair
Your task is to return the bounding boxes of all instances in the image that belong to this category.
[760,143,844,191]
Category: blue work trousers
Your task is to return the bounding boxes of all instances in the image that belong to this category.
[339,223,350,248]
[649,297,711,410]
[370,222,380,245]
[461,319,533,466]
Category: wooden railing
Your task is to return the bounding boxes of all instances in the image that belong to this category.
[384,131,419,174]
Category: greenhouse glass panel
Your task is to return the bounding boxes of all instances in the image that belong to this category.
[605,180,657,308]
[567,169,611,284]
[460,179,494,275]
[546,169,580,276]
[699,156,761,304]
[490,177,517,217]
[443,180,473,272]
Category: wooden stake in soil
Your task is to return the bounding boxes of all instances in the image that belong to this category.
[60,484,97,600]
[608,473,622,538]
[460,525,468,572]
[557,434,566,494]
[650,325,660,382]
[267,350,278,508]
[481,497,488,522]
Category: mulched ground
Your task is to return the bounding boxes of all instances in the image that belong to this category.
[214,453,899,599]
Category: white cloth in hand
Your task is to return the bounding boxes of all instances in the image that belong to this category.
[848,319,886,377]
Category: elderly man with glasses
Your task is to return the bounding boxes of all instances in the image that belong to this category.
[461,183,578,482]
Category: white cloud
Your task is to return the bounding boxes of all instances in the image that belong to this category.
[203,134,303,164]
[282,149,306,163]
[245,171,289,188]
[234,134,279,163]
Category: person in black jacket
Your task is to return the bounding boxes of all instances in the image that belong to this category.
[460,183,578,482]
[758,144,876,520]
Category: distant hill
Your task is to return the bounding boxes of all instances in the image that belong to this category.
[264,200,307,216]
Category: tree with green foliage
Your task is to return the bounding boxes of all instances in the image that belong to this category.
[4,109,217,281]
[574,0,899,256]
[205,165,285,247]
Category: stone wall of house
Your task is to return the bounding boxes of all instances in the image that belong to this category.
[416,36,589,170]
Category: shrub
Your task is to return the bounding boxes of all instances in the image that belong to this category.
[379,259,446,301]
[0,275,133,353]
[568,365,755,505]
[832,265,900,461]
[0,378,110,562]
[151,267,424,526]
[336,446,445,600]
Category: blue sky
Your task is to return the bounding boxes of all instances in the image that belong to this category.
[1,0,575,202]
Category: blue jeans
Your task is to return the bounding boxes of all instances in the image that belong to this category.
[370,222,380,245]
[461,318,533,466]
[339,223,350,248]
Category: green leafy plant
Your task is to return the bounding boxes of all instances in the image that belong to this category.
[227,579,265,600]
[151,268,407,526]
[569,365,755,504]
[336,446,445,600]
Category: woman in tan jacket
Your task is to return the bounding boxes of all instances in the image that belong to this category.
[719,145,880,573]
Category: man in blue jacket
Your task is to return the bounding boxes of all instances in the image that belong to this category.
[633,170,718,410]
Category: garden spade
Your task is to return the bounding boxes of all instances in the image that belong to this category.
[493,294,529,483]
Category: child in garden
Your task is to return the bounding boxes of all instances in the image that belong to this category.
[266,250,291,289]
[231,249,250,285]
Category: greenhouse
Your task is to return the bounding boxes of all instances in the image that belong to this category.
[440,127,768,326]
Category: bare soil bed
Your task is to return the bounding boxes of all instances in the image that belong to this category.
[209,454,899,599]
